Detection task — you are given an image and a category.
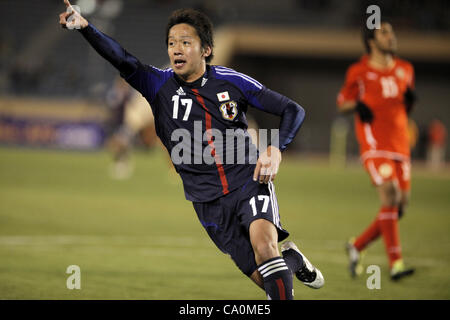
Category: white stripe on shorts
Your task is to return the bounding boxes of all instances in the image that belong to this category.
[268,181,280,228]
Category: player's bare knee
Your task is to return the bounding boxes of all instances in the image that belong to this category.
[401,191,410,207]
[379,182,401,207]
[252,240,279,265]
[249,219,279,263]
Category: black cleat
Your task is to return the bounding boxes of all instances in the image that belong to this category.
[390,260,415,281]
[281,241,324,289]
[345,239,364,278]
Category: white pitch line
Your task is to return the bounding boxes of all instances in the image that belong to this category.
[0,235,209,247]
[0,236,447,267]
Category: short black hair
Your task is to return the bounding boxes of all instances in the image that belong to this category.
[166,8,214,63]
[362,20,390,53]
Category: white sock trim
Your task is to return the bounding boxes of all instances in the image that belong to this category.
[258,258,289,278]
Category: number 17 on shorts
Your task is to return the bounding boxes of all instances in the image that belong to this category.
[249,195,270,216]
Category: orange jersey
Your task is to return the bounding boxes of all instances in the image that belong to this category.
[337,55,415,161]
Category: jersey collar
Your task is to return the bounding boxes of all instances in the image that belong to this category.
[362,54,398,73]
[174,65,210,88]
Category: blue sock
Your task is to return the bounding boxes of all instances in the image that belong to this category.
[257,257,294,300]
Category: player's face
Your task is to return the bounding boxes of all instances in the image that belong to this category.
[373,22,397,55]
[168,23,210,82]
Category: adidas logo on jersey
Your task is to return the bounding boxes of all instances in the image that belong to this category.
[176,87,186,96]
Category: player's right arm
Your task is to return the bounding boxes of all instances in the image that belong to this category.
[338,101,357,112]
[59,0,146,86]
[337,64,373,123]
[337,64,359,113]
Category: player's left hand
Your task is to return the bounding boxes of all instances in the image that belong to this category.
[253,146,282,184]
[404,87,417,114]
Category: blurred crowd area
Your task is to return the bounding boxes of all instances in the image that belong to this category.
[0,0,448,162]
[0,0,449,98]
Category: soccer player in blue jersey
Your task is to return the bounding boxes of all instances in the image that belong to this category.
[60,0,324,299]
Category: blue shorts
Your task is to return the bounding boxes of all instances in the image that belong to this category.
[192,178,289,277]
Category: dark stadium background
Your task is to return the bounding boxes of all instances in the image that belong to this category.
[1,0,448,158]
[0,0,449,301]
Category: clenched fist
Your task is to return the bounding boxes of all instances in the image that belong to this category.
[253,145,282,184]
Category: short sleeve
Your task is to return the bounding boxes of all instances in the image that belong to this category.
[407,63,415,89]
[337,65,360,107]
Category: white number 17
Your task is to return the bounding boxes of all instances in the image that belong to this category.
[172,95,192,121]
[249,195,270,216]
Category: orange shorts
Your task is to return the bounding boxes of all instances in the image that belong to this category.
[363,157,411,191]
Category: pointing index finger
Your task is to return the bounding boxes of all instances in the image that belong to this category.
[64,0,72,8]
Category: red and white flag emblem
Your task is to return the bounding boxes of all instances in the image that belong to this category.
[217,91,230,102]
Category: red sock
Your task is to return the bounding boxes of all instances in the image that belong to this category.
[354,216,381,251]
[377,206,402,267]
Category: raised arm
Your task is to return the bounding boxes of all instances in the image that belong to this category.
[59,0,140,79]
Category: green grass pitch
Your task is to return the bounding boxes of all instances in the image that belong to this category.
[0,147,449,299]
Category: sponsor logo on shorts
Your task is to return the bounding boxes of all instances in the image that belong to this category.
[378,163,393,178]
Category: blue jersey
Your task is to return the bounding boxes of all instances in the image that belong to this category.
[80,24,305,202]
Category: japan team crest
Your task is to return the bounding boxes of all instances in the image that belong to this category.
[219,101,238,121]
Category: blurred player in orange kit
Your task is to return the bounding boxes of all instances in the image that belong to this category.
[337,21,416,280]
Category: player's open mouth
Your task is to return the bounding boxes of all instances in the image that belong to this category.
[174,59,186,68]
